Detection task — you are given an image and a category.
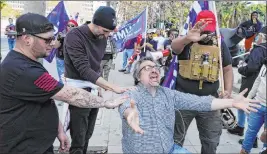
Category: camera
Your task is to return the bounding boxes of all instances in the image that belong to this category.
[57,32,65,43]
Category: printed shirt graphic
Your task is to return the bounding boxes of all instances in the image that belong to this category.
[6,24,16,39]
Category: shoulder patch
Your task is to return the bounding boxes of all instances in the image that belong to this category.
[34,72,58,92]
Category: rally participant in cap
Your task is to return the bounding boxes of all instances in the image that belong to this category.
[171,10,233,154]
[0,13,128,154]
[54,19,78,84]
[63,6,134,154]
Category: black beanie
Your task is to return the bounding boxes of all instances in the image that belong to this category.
[93,6,117,30]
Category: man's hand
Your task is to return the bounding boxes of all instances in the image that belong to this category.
[232,88,261,114]
[126,100,144,134]
[104,95,129,109]
[57,132,70,153]
[186,21,209,42]
[219,91,231,98]
[134,49,141,54]
[112,86,137,94]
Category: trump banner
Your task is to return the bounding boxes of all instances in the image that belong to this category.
[44,1,69,63]
[113,8,147,52]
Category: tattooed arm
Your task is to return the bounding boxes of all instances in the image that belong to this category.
[52,85,128,108]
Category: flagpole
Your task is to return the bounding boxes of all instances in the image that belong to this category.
[211,1,225,94]
[143,6,148,53]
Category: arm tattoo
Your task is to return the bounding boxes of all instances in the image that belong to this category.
[52,86,106,108]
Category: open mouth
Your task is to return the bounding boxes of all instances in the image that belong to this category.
[150,75,158,81]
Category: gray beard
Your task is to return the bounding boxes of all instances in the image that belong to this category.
[97,35,105,40]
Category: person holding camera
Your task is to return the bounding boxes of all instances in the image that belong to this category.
[100,34,117,81]
[54,20,78,83]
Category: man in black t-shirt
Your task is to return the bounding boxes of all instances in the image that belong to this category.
[171,10,233,154]
[0,13,128,154]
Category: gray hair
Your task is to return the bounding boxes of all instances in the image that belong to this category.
[132,56,157,85]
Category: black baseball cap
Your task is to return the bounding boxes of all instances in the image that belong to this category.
[93,6,117,31]
[16,13,54,36]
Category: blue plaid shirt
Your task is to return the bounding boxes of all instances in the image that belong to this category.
[119,84,214,153]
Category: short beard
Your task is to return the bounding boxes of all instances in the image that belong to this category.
[32,37,47,58]
[93,26,105,40]
[198,32,214,45]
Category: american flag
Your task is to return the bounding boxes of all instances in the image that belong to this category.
[162,1,214,89]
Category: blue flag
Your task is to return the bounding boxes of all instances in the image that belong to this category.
[113,9,147,52]
[45,1,69,63]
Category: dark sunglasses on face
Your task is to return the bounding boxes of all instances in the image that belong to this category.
[31,34,55,44]
[67,24,75,28]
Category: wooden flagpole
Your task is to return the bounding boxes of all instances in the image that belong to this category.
[211,1,225,94]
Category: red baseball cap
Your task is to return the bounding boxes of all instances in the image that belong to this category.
[68,20,78,27]
[196,10,216,32]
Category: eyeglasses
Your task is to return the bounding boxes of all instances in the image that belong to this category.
[140,65,161,72]
[31,34,55,44]
[67,24,75,28]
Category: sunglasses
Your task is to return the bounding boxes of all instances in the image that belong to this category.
[31,34,55,44]
[67,24,75,28]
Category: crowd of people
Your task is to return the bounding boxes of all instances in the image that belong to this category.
[0,5,266,154]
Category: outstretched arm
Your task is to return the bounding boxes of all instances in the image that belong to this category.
[170,88,260,113]
[52,85,128,109]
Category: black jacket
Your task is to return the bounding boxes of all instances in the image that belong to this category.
[238,43,267,77]
[238,43,267,96]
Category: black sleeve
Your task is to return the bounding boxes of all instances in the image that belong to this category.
[64,30,100,83]
[177,43,192,60]
[221,41,232,67]
[238,47,263,77]
[12,66,63,103]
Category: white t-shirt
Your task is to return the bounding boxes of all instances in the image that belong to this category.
[247,64,266,105]
[153,36,166,51]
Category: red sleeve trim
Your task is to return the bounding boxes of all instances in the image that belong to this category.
[34,72,59,92]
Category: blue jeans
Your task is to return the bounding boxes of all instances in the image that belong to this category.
[8,39,15,51]
[242,104,267,153]
[169,144,191,154]
[238,109,247,128]
[122,49,134,71]
[56,57,65,84]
